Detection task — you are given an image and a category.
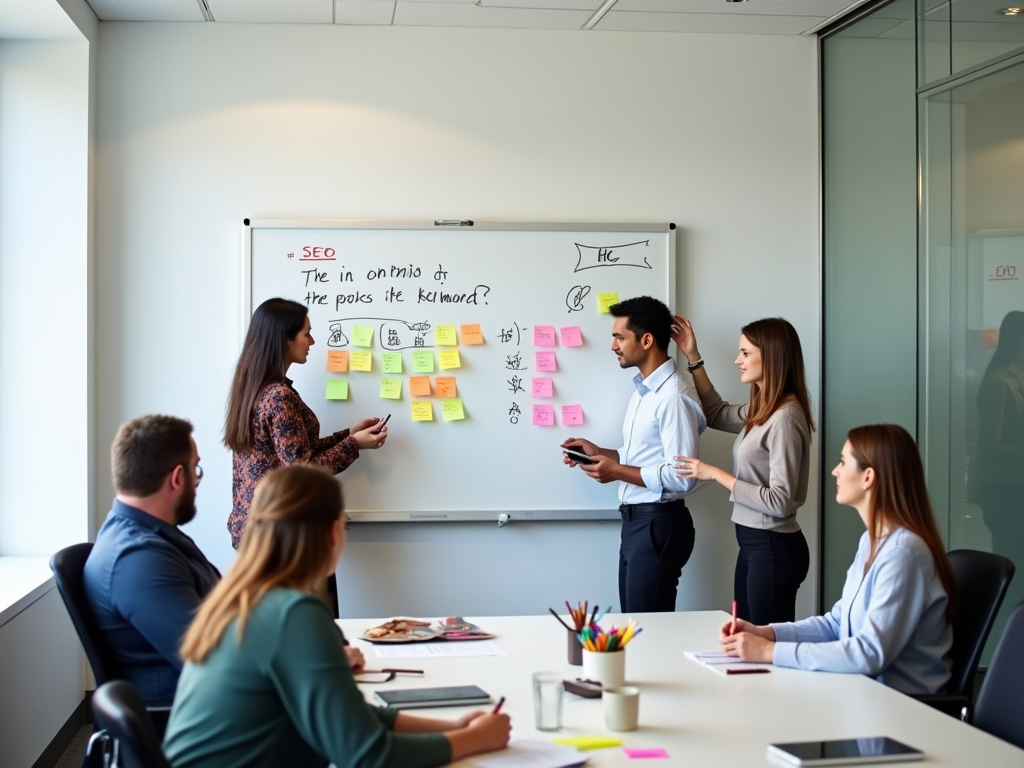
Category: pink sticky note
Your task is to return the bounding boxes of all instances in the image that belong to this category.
[532,377,554,398]
[624,748,670,759]
[533,325,556,346]
[532,404,555,426]
[561,405,584,426]
[560,326,583,347]
[535,351,557,372]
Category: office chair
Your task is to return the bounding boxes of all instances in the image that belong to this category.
[913,549,1015,715]
[969,599,1024,749]
[49,543,171,736]
[91,681,172,768]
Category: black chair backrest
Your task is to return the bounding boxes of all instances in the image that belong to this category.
[946,549,1015,698]
[92,681,172,768]
[973,600,1024,750]
[50,543,119,685]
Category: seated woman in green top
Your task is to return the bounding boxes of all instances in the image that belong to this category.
[163,464,511,768]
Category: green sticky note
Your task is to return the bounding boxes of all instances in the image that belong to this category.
[442,398,465,422]
[435,325,458,345]
[411,349,435,373]
[598,292,619,314]
[351,325,374,347]
[326,380,349,400]
[379,379,402,400]
[382,352,403,374]
[552,737,622,750]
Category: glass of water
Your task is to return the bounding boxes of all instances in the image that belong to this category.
[532,671,564,731]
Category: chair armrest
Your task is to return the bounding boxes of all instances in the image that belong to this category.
[909,693,970,720]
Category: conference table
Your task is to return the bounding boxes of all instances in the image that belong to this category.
[339,612,1023,766]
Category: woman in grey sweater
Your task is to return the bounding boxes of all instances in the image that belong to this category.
[673,316,814,624]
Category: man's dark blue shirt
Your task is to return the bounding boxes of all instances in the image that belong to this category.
[84,500,220,706]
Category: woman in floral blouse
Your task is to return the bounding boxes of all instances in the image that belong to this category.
[224,299,387,609]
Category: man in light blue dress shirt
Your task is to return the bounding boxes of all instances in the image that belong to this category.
[562,297,706,612]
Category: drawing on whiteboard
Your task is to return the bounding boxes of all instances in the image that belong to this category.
[497,322,526,345]
[508,402,522,425]
[565,285,592,313]
[505,352,526,371]
[326,318,434,350]
[573,241,653,272]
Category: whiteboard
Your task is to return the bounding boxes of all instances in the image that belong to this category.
[244,220,676,522]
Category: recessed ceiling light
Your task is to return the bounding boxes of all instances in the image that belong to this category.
[1000,6,1022,15]
[726,0,750,4]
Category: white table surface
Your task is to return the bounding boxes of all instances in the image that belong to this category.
[339,612,1024,767]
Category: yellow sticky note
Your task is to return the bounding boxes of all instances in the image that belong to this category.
[411,401,433,422]
[435,377,457,399]
[461,324,484,345]
[409,376,432,397]
[553,737,622,751]
[325,380,349,400]
[350,351,373,372]
[442,398,465,422]
[598,292,619,314]
[326,350,349,372]
[435,325,458,346]
[411,350,434,373]
[351,325,374,347]
[379,379,402,400]
[382,352,403,374]
[439,349,461,370]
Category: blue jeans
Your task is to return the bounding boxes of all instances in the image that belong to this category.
[734,525,809,625]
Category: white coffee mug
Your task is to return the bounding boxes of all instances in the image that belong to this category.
[603,685,640,731]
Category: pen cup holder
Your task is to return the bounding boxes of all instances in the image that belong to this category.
[567,629,583,666]
[582,648,625,688]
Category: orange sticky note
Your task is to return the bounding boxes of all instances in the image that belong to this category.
[461,324,484,345]
[410,376,432,397]
[326,350,349,372]
[435,377,457,398]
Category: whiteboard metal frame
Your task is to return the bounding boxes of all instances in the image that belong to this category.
[241,219,677,523]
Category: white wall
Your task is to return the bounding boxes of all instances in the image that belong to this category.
[0,38,89,555]
[95,22,820,618]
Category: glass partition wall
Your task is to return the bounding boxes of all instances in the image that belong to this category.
[823,0,1024,661]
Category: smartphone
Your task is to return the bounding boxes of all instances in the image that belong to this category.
[563,447,597,465]
[373,414,391,433]
[766,738,923,766]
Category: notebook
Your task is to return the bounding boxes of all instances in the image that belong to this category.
[374,685,492,709]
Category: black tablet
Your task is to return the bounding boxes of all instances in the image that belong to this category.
[374,685,492,710]
[767,738,924,766]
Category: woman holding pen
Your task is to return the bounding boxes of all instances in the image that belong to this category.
[720,425,954,695]
[164,464,511,768]
[224,298,388,614]
[672,316,812,625]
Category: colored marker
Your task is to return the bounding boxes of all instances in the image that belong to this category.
[492,696,505,714]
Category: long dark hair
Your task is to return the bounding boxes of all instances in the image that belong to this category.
[224,298,308,453]
[983,311,1024,378]
[847,424,955,620]
[741,317,815,433]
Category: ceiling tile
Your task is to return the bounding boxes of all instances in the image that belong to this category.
[952,0,1024,23]
[86,0,204,21]
[208,0,333,22]
[335,0,397,24]
[614,0,852,17]
[393,3,592,28]
[596,10,826,33]
[950,20,1024,40]
[876,18,916,37]
[479,0,604,10]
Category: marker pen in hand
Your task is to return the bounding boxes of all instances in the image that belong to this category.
[491,696,505,714]
[730,600,738,636]
[373,414,391,433]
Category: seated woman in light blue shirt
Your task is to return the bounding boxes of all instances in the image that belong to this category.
[720,424,955,694]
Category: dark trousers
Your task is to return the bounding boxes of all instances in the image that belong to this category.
[618,501,695,613]
[326,572,340,619]
[734,525,809,625]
